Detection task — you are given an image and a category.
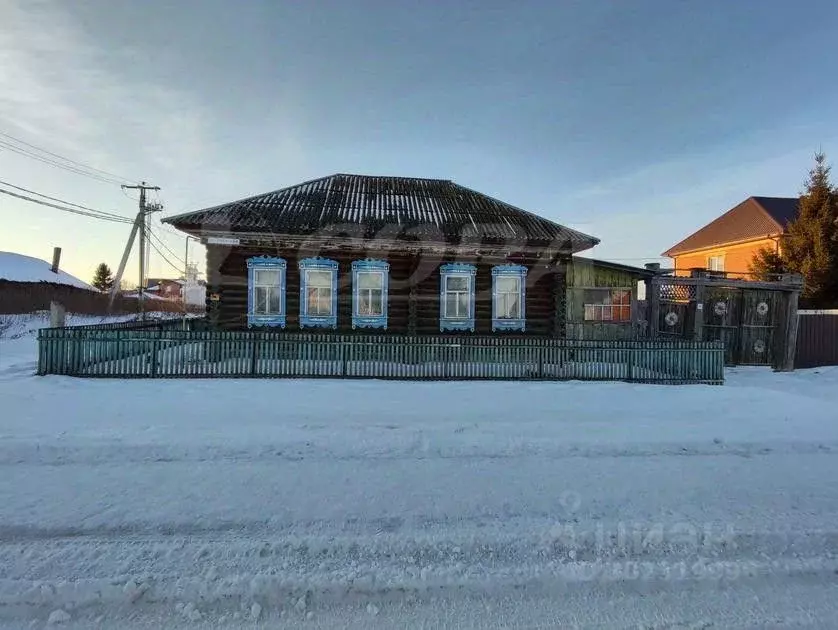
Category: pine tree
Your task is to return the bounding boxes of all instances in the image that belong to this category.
[748,246,785,280]
[92,262,114,292]
[782,152,838,306]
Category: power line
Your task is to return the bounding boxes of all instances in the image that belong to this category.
[146,224,185,265]
[0,139,126,186]
[154,216,188,244]
[0,179,132,221]
[144,226,183,273]
[0,186,133,224]
[0,130,133,184]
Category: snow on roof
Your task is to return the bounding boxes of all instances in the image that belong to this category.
[0,251,93,290]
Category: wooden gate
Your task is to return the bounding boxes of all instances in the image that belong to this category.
[657,283,694,339]
[702,288,776,365]
[649,274,802,369]
[703,287,741,364]
[738,289,776,365]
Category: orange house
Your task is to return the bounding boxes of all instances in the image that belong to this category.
[663,196,798,277]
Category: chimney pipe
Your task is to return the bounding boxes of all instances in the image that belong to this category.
[50,247,62,274]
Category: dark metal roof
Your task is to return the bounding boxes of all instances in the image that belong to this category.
[663,196,797,257]
[164,174,599,253]
[752,196,799,227]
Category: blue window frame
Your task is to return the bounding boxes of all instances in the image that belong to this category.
[439,263,476,332]
[299,257,338,329]
[352,259,389,330]
[246,256,286,328]
[492,264,527,332]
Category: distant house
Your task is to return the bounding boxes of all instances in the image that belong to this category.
[662,196,798,276]
[0,250,98,315]
[163,173,652,339]
[146,278,183,300]
[0,251,92,290]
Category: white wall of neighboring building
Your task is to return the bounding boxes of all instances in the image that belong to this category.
[183,280,206,306]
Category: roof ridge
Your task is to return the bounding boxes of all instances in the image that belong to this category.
[332,173,453,183]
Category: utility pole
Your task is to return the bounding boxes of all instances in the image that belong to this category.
[110,182,160,320]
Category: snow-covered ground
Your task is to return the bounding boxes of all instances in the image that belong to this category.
[1,327,838,628]
[0,251,92,290]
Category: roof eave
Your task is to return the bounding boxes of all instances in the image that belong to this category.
[168,224,597,254]
[662,231,784,257]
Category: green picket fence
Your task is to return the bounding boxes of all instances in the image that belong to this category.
[37,323,725,384]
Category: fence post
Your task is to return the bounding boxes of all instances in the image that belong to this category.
[693,276,705,341]
[538,347,544,379]
[50,301,66,328]
[648,279,661,338]
[37,329,48,375]
[777,289,801,372]
[150,338,158,377]
[250,336,259,376]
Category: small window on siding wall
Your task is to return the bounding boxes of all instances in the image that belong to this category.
[440,263,476,332]
[299,257,338,329]
[492,264,527,331]
[352,259,389,329]
[246,256,286,328]
[583,289,631,322]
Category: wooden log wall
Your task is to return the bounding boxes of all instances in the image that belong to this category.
[206,244,566,337]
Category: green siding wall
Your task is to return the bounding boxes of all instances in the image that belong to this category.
[565,259,641,340]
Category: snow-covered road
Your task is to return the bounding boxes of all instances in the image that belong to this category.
[2,334,838,627]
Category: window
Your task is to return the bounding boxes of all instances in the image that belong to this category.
[246,256,286,328]
[583,289,631,322]
[492,264,527,331]
[352,259,389,329]
[299,257,338,328]
[707,255,725,272]
[440,263,476,332]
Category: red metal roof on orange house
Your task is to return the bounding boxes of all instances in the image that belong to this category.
[662,196,798,257]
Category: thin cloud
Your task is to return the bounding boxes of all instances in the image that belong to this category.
[0,0,213,177]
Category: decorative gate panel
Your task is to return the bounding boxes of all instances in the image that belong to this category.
[703,288,741,365]
[738,290,775,365]
[658,283,695,338]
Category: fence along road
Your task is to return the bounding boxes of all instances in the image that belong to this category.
[37,319,725,384]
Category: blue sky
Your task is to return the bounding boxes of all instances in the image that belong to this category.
[1,0,837,283]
